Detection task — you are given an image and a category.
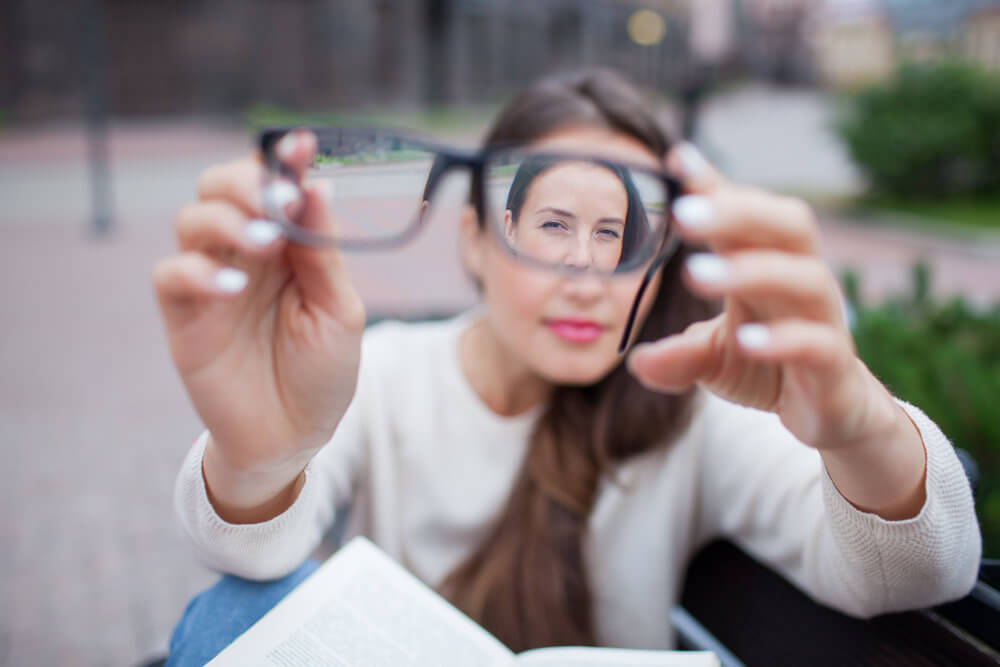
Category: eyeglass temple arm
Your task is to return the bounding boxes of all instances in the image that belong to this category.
[617,241,678,355]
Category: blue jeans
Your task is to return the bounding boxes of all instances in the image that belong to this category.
[166,560,320,667]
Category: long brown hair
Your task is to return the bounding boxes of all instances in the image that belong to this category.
[439,68,716,651]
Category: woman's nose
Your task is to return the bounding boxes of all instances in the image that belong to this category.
[562,235,594,270]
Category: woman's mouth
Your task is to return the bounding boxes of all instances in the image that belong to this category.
[545,319,604,343]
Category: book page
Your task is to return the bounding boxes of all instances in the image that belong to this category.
[208,537,514,667]
[515,647,719,667]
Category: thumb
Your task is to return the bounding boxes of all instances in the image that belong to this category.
[284,180,362,320]
[626,315,722,393]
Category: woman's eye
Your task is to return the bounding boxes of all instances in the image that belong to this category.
[596,228,621,240]
[541,220,568,232]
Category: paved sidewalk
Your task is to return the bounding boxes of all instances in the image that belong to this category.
[819,214,1000,309]
[3,91,999,667]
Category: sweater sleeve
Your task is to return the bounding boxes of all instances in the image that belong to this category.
[695,394,981,618]
[172,331,381,581]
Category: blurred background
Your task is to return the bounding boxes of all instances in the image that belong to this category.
[1,0,999,665]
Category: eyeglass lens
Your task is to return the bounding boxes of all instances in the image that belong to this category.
[483,152,670,274]
[299,130,441,244]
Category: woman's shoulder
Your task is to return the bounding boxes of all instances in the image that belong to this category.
[693,388,781,422]
[358,311,472,379]
[351,311,482,429]
[687,389,789,446]
[362,312,467,351]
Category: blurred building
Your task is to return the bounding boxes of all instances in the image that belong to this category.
[5,0,995,121]
[810,0,894,87]
[739,0,818,83]
[0,0,703,121]
[963,3,1000,70]
[884,0,982,63]
[809,0,1000,88]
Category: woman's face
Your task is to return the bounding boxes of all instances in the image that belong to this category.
[503,161,628,273]
[465,125,664,386]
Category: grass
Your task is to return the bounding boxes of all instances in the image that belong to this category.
[805,191,1000,243]
[244,104,497,141]
[313,149,431,167]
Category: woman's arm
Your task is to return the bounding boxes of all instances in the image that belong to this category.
[174,381,367,581]
[154,129,367,538]
[816,360,926,521]
[629,143,980,616]
[201,435,311,525]
[172,318,415,580]
[693,392,980,618]
[156,129,373,578]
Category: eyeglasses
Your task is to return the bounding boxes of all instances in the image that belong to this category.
[259,126,683,351]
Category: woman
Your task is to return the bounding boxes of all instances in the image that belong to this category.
[155,68,980,665]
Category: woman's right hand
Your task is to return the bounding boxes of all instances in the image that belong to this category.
[153,130,365,519]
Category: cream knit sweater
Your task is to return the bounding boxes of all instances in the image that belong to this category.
[175,312,981,649]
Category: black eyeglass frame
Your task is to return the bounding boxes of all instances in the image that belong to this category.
[258,126,684,353]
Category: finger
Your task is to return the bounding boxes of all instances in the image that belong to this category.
[196,157,303,223]
[734,320,854,372]
[258,130,320,224]
[672,187,820,255]
[665,141,724,195]
[197,158,266,215]
[683,251,845,326]
[153,253,249,326]
[284,181,365,325]
[175,200,286,257]
[626,315,723,393]
[270,129,318,181]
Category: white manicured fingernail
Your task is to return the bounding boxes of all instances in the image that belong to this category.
[677,142,708,180]
[261,181,301,224]
[673,195,714,228]
[267,180,300,208]
[686,253,729,284]
[246,219,283,246]
[277,132,299,160]
[215,268,248,293]
[737,323,771,349]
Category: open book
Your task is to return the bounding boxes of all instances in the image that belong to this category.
[208,536,718,667]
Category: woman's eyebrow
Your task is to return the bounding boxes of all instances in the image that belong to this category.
[536,206,577,219]
[535,207,625,226]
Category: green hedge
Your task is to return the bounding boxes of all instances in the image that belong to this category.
[837,61,1000,200]
[843,265,1000,557]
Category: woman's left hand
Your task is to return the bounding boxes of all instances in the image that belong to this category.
[627,144,906,455]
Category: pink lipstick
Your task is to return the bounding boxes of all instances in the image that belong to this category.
[546,319,604,343]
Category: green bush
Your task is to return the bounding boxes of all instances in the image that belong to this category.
[837,61,1000,199]
[843,265,1000,558]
